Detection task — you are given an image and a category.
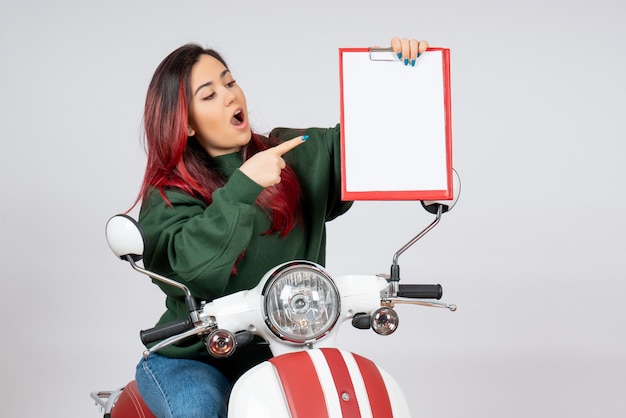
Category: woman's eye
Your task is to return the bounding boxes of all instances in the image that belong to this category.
[226,80,237,88]
[202,93,216,101]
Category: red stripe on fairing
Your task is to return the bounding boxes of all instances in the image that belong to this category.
[353,353,393,418]
[269,352,329,418]
[321,348,362,417]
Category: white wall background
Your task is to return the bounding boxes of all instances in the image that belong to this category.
[1,0,624,417]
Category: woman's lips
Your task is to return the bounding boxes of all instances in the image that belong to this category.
[231,109,248,129]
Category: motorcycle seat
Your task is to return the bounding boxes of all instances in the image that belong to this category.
[111,380,155,418]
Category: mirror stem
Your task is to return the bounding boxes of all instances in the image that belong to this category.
[390,204,444,286]
[124,255,199,318]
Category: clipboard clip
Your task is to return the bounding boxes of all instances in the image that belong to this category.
[369,47,397,62]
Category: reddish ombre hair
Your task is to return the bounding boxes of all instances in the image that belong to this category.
[136,44,301,236]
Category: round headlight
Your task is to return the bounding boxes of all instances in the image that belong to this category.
[263,261,340,343]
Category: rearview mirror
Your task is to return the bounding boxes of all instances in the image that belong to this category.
[421,169,461,214]
[105,214,145,262]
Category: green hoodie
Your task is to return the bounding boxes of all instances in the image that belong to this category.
[138,124,352,380]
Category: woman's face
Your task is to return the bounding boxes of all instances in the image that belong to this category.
[187,54,251,157]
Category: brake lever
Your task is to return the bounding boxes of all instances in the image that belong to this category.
[142,321,217,358]
[384,297,457,312]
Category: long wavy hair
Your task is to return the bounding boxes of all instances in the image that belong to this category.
[136,43,301,236]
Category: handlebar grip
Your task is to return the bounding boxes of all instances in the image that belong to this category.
[397,284,443,300]
[140,318,194,345]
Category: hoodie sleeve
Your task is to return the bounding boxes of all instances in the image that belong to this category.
[138,169,264,300]
[270,124,353,222]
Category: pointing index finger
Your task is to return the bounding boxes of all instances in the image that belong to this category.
[272,135,308,156]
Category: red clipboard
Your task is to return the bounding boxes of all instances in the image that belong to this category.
[339,47,453,201]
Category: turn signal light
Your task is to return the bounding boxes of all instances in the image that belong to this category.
[371,307,399,335]
[206,329,236,358]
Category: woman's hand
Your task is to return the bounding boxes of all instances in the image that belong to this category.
[239,135,307,187]
[390,37,429,66]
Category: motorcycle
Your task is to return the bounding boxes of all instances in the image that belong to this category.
[91,171,460,418]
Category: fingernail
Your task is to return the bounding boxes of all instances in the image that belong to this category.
[397,52,402,60]
[404,58,409,66]
[302,135,309,141]
[417,52,421,58]
[411,59,416,67]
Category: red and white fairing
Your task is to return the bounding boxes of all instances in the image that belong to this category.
[229,348,410,418]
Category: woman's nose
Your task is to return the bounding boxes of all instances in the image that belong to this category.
[223,88,236,106]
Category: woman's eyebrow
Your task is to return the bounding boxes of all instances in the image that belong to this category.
[194,69,231,96]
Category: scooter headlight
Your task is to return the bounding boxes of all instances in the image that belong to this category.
[263,261,340,343]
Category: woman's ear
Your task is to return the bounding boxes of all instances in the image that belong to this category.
[187,126,195,137]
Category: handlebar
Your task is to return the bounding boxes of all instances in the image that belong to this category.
[140,318,195,345]
[138,283,444,346]
[397,284,442,299]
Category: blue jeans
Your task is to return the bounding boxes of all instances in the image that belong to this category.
[135,353,232,418]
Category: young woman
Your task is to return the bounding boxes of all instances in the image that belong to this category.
[134,36,429,417]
